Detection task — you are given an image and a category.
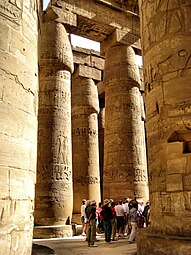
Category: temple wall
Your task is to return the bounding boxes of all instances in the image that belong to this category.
[0,0,39,254]
[137,0,191,254]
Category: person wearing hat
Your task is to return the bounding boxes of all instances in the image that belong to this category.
[100,198,113,244]
[128,200,138,244]
[123,197,130,236]
[81,199,87,236]
[85,200,98,247]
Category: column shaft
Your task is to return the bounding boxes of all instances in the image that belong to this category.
[34,21,74,238]
[103,45,149,202]
[72,76,101,215]
[98,101,105,201]
[0,0,39,254]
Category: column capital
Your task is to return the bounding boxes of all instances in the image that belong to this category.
[100,28,141,55]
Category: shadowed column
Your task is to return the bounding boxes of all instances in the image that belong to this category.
[103,44,149,202]
[72,74,101,216]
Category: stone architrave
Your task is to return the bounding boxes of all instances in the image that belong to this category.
[103,44,149,202]
[72,73,101,215]
[34,21,74,238]
[137,1,191,254]
[0,0,39,254]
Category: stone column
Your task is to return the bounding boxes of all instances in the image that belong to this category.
[98,98,105,201]
[0,0,39,254]
[137,1,191,254]
[103,43,149,202]
[34,20,74,238]
[72,69,101,216]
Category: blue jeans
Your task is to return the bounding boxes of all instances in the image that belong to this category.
[103,219,112,242]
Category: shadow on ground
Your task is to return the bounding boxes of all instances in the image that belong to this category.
[32,235,137,255]
[32,244,56,255]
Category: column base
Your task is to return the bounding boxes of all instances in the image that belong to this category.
[72,213,81,225]
[33,225,73,239]
[137,228,191,255]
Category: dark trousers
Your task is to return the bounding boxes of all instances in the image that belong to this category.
[103,219,112,242]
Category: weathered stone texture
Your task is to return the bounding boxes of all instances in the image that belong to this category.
[0,0,39,254]
[103,44,149,202]
[138,0,191,254]
[72,75,101,214]
[34,21,74,238]
[98,104,105,200]
[137,228,191,255]
[51,0,140,43]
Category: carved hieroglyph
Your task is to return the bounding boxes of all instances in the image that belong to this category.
[137,1,191,254]
[103,44,149,202]
[0,0,39,254]
[34,21,74,238]
[72,75,101,213]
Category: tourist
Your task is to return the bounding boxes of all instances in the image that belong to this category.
[142,200,150,227]
[85,200,98,247]
[137,199,144,228]
[100,198,113,244]
[115,200,125,239]
[128,201,138,244]
[81,199,87,236]
[110,201,117,241]
[129,192,138,210]
[123,197,130,236]
[96,202,103,233]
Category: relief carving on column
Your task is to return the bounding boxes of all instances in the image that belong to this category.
[73,175,100,185]
[0,0,22,25]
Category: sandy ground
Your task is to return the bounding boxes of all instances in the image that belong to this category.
[32,234,137,255]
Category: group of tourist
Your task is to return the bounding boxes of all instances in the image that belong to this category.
[80,193,150,247]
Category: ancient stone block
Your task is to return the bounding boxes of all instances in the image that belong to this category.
[166,174,183,193]
[167,142,184,158]
[74,65,102,81]
[167,158,187,174]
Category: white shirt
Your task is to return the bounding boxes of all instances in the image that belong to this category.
[81,204,86,217]
[115,204,125,217]
[123,203,129,214]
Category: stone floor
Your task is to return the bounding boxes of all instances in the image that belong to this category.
[32,234,137,255]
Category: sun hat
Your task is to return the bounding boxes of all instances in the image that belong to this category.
[103,198,110,205]
[90,200,96,205]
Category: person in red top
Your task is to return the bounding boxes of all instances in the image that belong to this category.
[110,201,118,241]
[100,199,113,244]
[96,202,103,233]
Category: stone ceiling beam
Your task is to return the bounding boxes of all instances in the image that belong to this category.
[100,27,141,55]
[73,65,102,82]
[49,0,140,43]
